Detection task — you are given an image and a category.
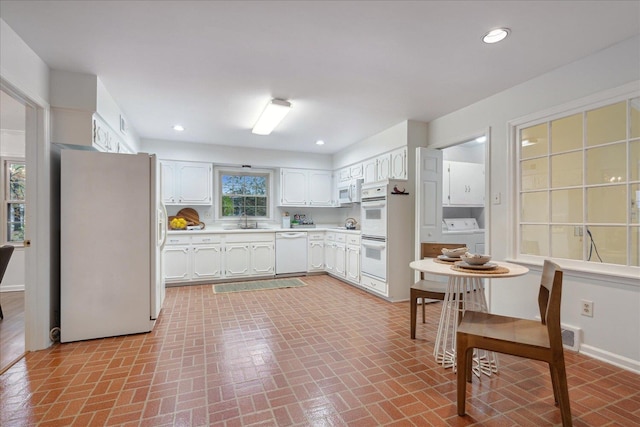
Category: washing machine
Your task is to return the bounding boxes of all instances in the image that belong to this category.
[441,218,485,254]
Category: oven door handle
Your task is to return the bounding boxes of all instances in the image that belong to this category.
[362,202,386,209]
[361,241,387,250]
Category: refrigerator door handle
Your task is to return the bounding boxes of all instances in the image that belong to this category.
[159,204,168,249]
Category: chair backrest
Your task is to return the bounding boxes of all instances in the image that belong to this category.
[421,242,466,259]
[420,242,465,279]
[0,245,15,283]
[538,259,564,351]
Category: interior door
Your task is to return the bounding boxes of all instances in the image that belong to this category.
[416,147,443,243]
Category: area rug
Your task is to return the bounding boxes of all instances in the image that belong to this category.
[213,278,307,293]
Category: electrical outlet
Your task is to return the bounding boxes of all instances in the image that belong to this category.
[492,192,501,205]
[581,300,593,317]
[203,209,212,219]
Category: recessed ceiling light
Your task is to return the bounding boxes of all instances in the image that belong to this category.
[316,140,325,145]
[173,124,185,131]
[482,28,510,44]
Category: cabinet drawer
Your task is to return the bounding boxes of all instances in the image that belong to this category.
[226,232,275,243]
[325,232,336,241]
[335,233,346,243]
[308,231,325,241]
[165,235,191,245]
[192,234,222,244]
[346,235,360,245]
[360,275,388,296]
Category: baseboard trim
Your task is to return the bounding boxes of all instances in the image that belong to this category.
[0,285,25,292]
[579,344,640,374]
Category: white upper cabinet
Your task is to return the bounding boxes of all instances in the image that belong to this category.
[349,163,364,180]
[377,153,392,181]
[363,158,378,183]
[390,146,407,179]
[443,161,485,206]
[279,168,334,207]
[161,160,213,205]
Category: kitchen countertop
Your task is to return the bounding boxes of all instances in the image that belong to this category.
[167,227,361,235]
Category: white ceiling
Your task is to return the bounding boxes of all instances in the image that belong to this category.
[1,1,639,153]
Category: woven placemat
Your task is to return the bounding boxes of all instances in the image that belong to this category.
[451,264,510,274]
[434,258,457,265]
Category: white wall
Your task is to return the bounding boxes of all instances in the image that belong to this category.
[427,35,640,371]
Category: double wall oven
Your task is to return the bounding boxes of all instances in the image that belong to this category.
[360,184,388,281]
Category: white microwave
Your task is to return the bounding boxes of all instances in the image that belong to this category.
[337,179,363,205]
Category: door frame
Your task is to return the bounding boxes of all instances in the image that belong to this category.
[1,77,52,352]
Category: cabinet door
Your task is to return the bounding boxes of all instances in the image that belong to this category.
[338,167,351,183]
[164,246,190,282]
[308,241,325,271]
[345,245,360,283]
[161,161,177,204]
[363,159,377,183]
[192,244,223,280]
[334,243,346,278]
[177,162,212,205]
[225,243,251,277]
[377,154,391,181]
[308,170,333,206]
[349,163,363,180]
[448,161,485,206]
[280,169,308,205]
[390,147,407,179]
[324,242,336,273]
[251,242,275,275]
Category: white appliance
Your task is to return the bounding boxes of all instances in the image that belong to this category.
[359,180,413,301]
[338,178,363,206]
[60,150,167,343]
[442,218,485,253]
[276,231,308,274]
[360,186,387,236]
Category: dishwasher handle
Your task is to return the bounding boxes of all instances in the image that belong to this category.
[276,232,307,239]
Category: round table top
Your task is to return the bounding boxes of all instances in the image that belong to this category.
[409,257,529,279]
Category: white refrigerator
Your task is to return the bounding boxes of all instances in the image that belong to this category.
[60,150,167,343]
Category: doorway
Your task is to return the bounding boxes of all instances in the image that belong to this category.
[416,131,490,251]
[0,88,27,372]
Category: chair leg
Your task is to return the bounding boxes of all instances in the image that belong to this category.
[549,363,560,405]
[457,335,474,416]
[552,359,572,427]
[0,303,3,320]
[422,299,426,323]
[410,291,417,339]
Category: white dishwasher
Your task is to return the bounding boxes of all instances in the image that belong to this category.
[276,232,308,275]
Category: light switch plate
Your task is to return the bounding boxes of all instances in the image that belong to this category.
[492,192,501,205]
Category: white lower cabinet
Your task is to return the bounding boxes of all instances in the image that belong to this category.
[164,245,191,282]
[164,232,274,283]
[325,231,360,284]
[192,237,223,280]
[324,232,336,273]
[251,241,276,275]
[225,243,251,277]
[308,232,325,272]
[345,235,361,284]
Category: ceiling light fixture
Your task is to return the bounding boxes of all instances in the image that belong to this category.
[252,99,292,135]
[316,140,325,145]
[482,28,510,44]
[173,124,184,131]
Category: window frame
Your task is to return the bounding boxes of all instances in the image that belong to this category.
[214,166,274,222]
[2,157,26,246]
[508,83,640,282]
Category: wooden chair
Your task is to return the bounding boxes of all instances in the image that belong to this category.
[410,242,464,339]
[456,260,572,426]
[0,245,15,320]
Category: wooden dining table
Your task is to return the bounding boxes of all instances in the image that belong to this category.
[409,257,529,376]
